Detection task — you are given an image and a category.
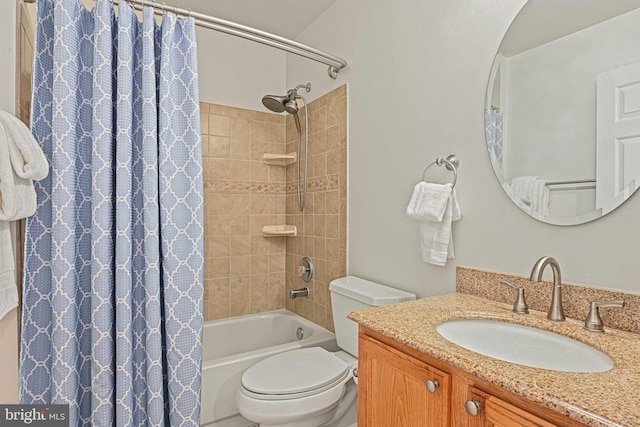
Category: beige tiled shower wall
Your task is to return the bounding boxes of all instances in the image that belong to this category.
[201,103,288,320]
[285,85,348,332]
[201,84,347,328]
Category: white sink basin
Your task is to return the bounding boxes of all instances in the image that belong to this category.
[436,319,613,373]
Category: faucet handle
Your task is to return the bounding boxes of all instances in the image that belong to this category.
[500,280,529,315]
[584,300,625,332]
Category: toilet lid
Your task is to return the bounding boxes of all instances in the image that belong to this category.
[241,347,350,396]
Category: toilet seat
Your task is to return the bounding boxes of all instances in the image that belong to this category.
[240,347,351,400]
[236,347,355,426]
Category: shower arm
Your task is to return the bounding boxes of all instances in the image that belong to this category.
[288,84,312,100]
[293,84,312,94]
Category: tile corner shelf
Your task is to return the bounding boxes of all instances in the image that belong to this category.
[262,152,296,166]
[262,225,297,237]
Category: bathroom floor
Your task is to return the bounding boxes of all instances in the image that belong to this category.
[202,409,357,427]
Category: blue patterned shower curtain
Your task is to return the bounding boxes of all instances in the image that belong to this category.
[21,0,204,425]
[485,108,504,172]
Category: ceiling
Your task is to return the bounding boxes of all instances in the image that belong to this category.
[167,0,337,39]
[499,0,640,57]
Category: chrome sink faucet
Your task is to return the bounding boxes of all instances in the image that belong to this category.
[529,256,565,321]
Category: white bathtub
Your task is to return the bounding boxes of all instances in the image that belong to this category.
[200,309,339,427]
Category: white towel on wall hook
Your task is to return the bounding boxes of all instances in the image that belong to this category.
[0,110,49,181]
[0,110,49,221]
[0,110,49,320]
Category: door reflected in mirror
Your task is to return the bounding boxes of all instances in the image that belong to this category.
[486,0,640,225]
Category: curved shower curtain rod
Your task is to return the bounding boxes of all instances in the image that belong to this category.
[128,0,348,78]
[23,0,348,78]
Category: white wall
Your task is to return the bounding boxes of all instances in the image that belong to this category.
[0,0,20,405]
[196,27,286,111]
[1,2,17,113]
[288,0,640,297]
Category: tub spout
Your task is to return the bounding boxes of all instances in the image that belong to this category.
[289,287,309,299]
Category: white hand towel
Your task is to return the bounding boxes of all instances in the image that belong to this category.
[420,194,461,266]
[450,188,461,222]
[447,188,461,258]
[406,182,452,222]
[0,223,17,319]
[0,109,49,180]
[406,182,461,266]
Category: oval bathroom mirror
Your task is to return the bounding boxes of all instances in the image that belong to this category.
[485,0,640,225]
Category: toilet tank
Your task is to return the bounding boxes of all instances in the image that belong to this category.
[329,276,416,357]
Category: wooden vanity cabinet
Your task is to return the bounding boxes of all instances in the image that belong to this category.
[358,327,587,427]
[457,387,558,427]
[358,334,451,426]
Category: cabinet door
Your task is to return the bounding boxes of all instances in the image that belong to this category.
[485,395,558,427]
[358,335,451,427]
[461,387,558,427]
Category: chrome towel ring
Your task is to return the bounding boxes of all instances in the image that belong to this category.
[420,154,460,188]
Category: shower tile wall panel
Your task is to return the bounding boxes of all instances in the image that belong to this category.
[201,85,347,329]
[285,85,347,332]
[201,103,288,320]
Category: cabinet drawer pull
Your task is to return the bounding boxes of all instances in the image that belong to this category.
[425,379,440,393]
[464,400,482,416]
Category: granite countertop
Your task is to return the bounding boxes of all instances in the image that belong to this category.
[348,293,640,427]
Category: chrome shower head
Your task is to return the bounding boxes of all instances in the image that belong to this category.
[261,83,311,114]
[262,94,288,113]
[284,98,299,114]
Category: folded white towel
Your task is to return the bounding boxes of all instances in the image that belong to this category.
[406,182,461,266]
[406,182,452,222]
[0,109,49,180]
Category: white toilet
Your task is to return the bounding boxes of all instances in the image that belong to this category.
[236,276,416,427]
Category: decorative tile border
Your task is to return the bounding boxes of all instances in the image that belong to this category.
[285,174,340,193]
[204,174,340,195]
[456,266,640,335]
[204,179,286,194]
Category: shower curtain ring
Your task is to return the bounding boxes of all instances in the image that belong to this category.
[187,8,191,18]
